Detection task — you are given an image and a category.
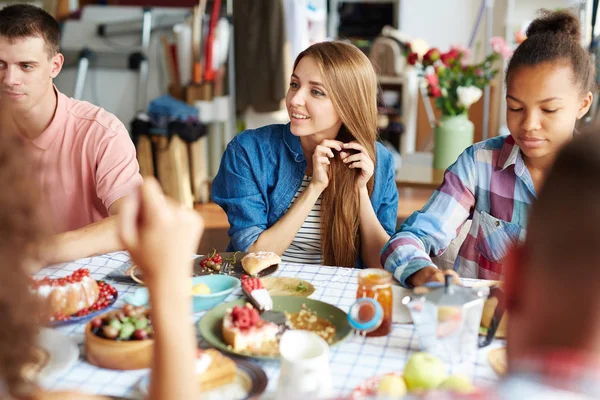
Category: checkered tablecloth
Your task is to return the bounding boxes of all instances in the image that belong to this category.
[37,252,503,399]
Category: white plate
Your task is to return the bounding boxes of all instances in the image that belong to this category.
[37,328,79,379]
[139,370,251,400]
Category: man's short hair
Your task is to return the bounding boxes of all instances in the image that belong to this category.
[0,4,60,57]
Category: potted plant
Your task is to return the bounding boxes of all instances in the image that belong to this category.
[405,38,513,170]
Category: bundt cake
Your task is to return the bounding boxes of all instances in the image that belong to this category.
[33,268,100,317]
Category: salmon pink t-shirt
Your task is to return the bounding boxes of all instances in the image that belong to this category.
[27,89,143,234]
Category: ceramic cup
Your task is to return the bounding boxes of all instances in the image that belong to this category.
[275,330,332,400]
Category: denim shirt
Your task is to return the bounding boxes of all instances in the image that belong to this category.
[212,123,398,268]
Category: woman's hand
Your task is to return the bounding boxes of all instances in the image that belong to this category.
[118,177,204,285]
[340,141,375,189]
[310,139,343,191]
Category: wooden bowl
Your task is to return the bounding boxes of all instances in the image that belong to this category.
[84,313,154,370]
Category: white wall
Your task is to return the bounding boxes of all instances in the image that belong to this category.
[399,0,482,53]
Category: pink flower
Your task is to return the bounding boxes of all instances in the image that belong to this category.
[429,85,442,98]
[490,36,513,59]
[425,73,439,87]
[451,44,471,62]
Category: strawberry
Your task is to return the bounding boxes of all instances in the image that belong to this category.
[241,277,263,293]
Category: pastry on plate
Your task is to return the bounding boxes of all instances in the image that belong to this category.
[241,252,280,276]
[21,346,49,381]
[197,349,237,391]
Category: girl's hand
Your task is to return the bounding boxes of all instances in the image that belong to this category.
[340,141,375,189]
[310,139,343,191]
[119,178,204,285]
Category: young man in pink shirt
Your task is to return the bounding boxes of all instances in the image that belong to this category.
[0,4,143,265]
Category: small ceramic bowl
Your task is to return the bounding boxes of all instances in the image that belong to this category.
[191,275,241,312]
[123,275,241,313]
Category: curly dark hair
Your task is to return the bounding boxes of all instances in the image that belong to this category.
[506,9,595,94]
[0,133,49,398]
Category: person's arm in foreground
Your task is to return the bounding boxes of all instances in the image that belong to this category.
[119,178,204,400]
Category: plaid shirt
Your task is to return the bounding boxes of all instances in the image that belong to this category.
[382,135,535,287]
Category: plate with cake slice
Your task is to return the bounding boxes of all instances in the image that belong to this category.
[139,348,267,399]
[198,296,352,360]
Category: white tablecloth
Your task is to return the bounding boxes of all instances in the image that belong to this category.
[37,252,503,398]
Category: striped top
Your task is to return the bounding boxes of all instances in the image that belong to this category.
[281,175,322,264]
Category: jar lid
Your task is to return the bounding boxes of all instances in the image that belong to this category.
[357,268,392,286]
[347,298,383,332]
[417,275,488,306]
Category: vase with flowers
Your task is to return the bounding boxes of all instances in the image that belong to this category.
[405,37,513,170]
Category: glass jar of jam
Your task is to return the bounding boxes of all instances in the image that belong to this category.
[356,269,393,337]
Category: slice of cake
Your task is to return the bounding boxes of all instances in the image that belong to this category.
[222,304,279,354]
[196,349,237,391]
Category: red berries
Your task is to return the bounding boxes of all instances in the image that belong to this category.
[231,305,261,330]
[32,268,92,289]
[241,276,263,292]
[200,249,223,271]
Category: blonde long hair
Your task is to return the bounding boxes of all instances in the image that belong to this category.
[293,41,378,267]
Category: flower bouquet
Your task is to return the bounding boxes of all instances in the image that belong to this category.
[403,37,513,169]
[405,37,513,116]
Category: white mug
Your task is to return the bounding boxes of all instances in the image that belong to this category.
[275,330,333,400]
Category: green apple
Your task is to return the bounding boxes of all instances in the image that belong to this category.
[438,374,475,394]
[403,352,448,392]
[377,374,407,397]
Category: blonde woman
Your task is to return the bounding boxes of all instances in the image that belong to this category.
[212,41,398,268]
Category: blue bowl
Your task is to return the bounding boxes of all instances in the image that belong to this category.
[191,275,241,312]
[122,275,240,312]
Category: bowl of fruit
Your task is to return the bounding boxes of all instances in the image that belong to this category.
[191,275,241,312]
[85,304,154,370]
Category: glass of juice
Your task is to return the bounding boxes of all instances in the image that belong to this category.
[356,269,393,337]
